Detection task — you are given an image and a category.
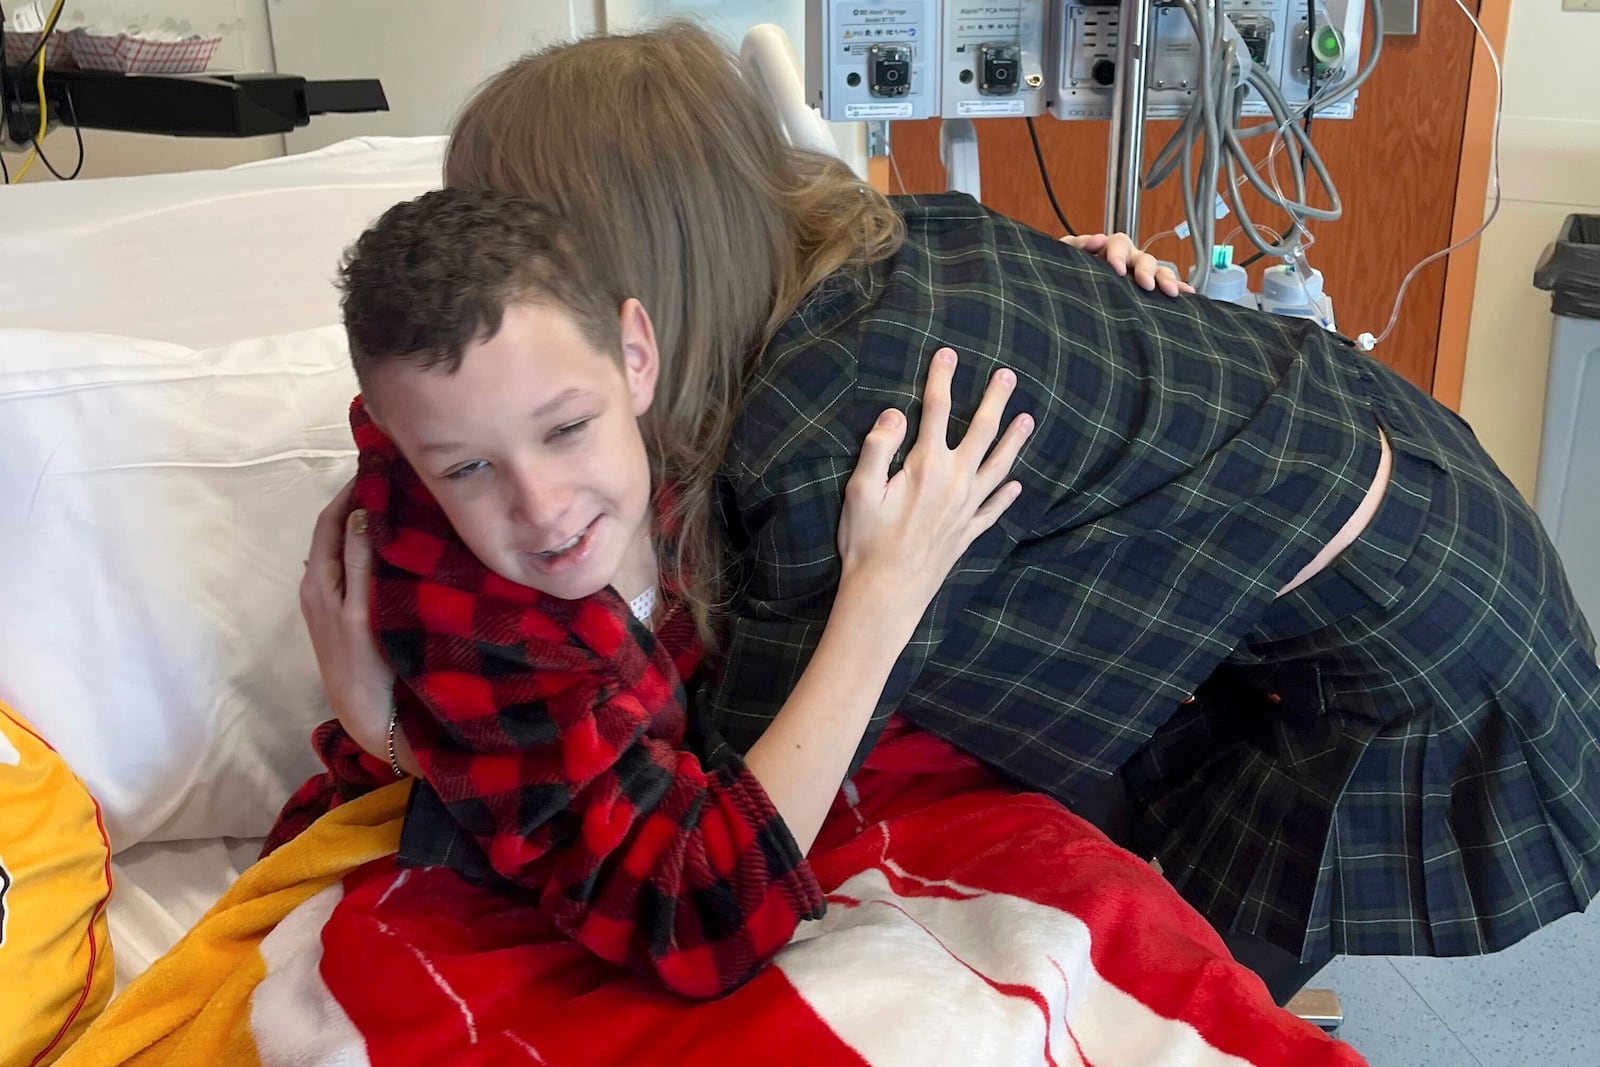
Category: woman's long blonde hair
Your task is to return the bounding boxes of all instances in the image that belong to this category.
[446,20,902,646]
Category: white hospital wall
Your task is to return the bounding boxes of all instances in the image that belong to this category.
[1459,6,1600,500]
[267,0,602,155]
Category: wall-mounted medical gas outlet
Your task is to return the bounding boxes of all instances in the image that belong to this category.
[1048,0,1364,122]
[808,1,942,120]
[939,2,1049,118]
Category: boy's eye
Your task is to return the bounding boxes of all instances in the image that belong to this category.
[444,460,488,481]
[551,418,593,440]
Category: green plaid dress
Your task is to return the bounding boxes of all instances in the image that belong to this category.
[707,192,1600,960]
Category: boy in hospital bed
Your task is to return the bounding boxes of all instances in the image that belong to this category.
[264,185,1033,997]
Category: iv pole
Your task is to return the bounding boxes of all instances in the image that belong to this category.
[1104,0,1151,239]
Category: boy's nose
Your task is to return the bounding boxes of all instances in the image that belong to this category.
[509,473,574,532]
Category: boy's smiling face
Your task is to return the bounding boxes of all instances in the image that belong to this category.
[364,299,660,603]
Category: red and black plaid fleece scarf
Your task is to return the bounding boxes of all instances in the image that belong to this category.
[264,398,823,998]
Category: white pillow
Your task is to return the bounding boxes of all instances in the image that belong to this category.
[0,136,441,348]
[0,326,358,850]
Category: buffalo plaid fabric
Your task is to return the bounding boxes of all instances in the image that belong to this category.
[263,719,397,852]
[707,192,1600,960]
[265,400,823,999]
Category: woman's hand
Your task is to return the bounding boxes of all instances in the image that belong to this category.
[836,347,1032,631]
[743,348,1031,851]
[300,478,396,759]
[1062,232,1193,297]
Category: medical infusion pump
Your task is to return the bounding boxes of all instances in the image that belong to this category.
[807,0,1366,123]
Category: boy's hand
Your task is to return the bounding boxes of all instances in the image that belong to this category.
[1063,232,1193,297]
[300,478,396,759]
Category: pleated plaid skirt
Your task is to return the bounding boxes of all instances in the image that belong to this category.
[1125,356,1600,961]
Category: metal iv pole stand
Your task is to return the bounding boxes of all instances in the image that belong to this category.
[1104,0,1152,239]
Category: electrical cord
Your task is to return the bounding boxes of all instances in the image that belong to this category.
[30,79,78,178]
[1026,115,1077,237]
[7,0,65,182]
[7,0,80,182]
[12,27,44,178]
[1357,0,1504,352]
[1305,0,1317,135]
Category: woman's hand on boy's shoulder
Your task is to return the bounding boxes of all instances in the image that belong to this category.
[1062,232,1193,297]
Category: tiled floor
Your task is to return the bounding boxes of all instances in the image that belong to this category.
[1314,904,1600,1066]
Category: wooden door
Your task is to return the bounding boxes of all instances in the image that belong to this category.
[883,3,1489,393]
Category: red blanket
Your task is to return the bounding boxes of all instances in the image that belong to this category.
[250,727,1367,1067]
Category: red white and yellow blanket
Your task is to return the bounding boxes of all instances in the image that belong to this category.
[56,730,1366,1067]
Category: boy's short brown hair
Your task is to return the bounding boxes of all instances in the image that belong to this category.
[338,188,621,387]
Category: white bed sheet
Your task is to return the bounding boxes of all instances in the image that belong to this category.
[0,136,444,346]
[5,137,443,991]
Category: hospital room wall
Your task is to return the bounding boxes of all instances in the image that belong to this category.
[1459,5,1600,500]
[14,0,603,179]
[265,0,602,155]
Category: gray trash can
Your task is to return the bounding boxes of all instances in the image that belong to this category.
[1533,214,1600,629]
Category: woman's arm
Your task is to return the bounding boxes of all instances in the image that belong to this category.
[743,347,1029,852]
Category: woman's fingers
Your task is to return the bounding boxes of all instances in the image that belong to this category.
[974,411,1034,500]
[1100,232,1138,276]
[1061,232,1109,253]
[1155,263,1194,296]
[1129,250,1191,297]
[1131,252,1159,290]
[917,347,958,450]
[847,408,907,501]
[956,366,1019,471]
[969,479,1024,537]
[836,344,1034,617]
[1063,231,1193,297]
[964,410,1033,545]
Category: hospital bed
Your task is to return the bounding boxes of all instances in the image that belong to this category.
[0,136,443,991]
[0,137,1364,1067]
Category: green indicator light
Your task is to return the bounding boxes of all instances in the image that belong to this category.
[1314,25,1342,62]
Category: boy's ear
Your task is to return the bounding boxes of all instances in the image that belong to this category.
[618,298,660,417]
[359,393,384,431]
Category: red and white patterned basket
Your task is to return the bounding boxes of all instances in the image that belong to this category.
[2,28,77,69]
[68,31,221,74]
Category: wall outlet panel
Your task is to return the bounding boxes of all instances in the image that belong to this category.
[1048,0,1364,121]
